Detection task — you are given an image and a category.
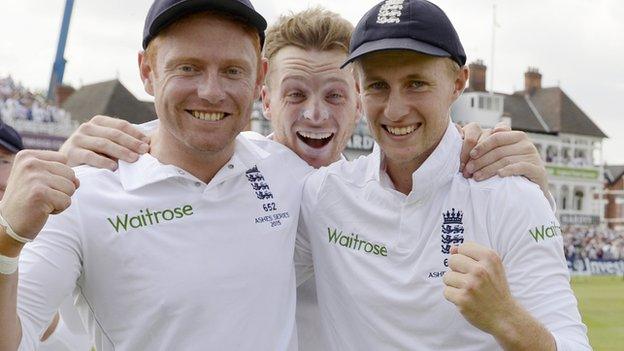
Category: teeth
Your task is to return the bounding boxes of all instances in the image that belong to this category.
[190,111,226,121]
[298,131,333,140]
[387,125,416,136]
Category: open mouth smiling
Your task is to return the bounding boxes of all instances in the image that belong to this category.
[296,131,335,149]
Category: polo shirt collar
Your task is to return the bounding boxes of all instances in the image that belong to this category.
[118,133,271,191]
[366,120,461,201]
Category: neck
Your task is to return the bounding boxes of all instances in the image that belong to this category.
[385,152,430,195]
[384,138,444,195]
[150,126,235,183]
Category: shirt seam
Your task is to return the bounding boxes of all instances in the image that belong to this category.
[73,189,116,349]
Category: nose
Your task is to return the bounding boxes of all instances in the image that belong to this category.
[302,97,329,123]
[197,72,226,104]
[383,89,409,122]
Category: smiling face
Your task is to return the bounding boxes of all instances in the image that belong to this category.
[262,46,360,168]
[140,13,263,160]
[356,50,467,170]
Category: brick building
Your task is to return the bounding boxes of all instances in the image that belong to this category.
[604,166,624,230]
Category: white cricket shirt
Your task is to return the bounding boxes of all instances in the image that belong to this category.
[38,297,92,351]
[296,122,590,350]
[17,132,312,351]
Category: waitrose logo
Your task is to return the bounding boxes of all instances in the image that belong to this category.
[529,222,562,243]
[107,205,194,233]
[327,227,388,257]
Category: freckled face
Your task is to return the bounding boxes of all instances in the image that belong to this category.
[262,47,361,168]
[142,14,263,156]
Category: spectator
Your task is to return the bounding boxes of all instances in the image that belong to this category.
[563,225,624,261]
[0,76,69,125]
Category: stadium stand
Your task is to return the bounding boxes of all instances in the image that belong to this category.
[0,76,78,150]
[0,76,70,123]
[564,225,624,261]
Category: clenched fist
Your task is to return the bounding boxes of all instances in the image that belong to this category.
[0,150,79,242]
[442,242,518,335]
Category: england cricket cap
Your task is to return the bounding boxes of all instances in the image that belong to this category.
[0,122,23,154]
[143,0,267,49]
[342,0,466,68]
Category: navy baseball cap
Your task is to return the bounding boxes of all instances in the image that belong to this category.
[342,0,466,68]
[0,123,23,154]
[142,0,267,49]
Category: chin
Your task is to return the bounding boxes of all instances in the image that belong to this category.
[384,146,425,163]
[297,153,326,169]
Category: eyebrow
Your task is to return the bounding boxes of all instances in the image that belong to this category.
[163,57,203,70]
[404,73,431,81]
[164,57,252,70]
[362,72,431,84]
[280,75,350,86]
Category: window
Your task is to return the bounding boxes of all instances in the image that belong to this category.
[574,189,584,211]
[561,186,569,210]
[493,97,500,111]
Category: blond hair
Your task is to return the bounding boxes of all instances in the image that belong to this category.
[263,7,354,64]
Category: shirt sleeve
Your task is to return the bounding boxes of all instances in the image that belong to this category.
[16,200,84,351]
[546,190,557,212]
[294,170,327,287]
[488,177,590,351]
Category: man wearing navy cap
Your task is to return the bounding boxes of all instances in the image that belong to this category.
[0,1,312,350]
[0,123,23,198]
[295,0,590,350]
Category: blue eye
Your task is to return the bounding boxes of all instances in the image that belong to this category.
[368,82,388,91]
[178,65,196,73]
[226,67,243,76]
[285,91,305,102]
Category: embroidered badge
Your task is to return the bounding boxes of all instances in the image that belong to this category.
[441,208,464,254]
[377,0,405,24]
[245,166,274,200]
[246,165,290,229]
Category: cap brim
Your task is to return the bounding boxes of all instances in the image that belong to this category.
[0,139,20,154]
[341,38,452,69]
[145,0,267,48]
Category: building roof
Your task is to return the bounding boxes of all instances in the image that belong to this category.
[62,80,155,124]
[500,87,607,138]
[605,165,624,185]
[500,93,548,134]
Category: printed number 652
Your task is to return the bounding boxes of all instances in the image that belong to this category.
[263,202,277,212]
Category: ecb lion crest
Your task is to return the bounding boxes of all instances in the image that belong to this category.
[245,166,274,200]
[441,208,464,254]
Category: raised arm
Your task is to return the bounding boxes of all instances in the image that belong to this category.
[60,115,150,170]
[0,150,78,351]
[443,243,557,351]
[443,179,589,351]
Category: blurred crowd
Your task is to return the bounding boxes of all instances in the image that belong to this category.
[564,225,624,261]
[0,76,69,123]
